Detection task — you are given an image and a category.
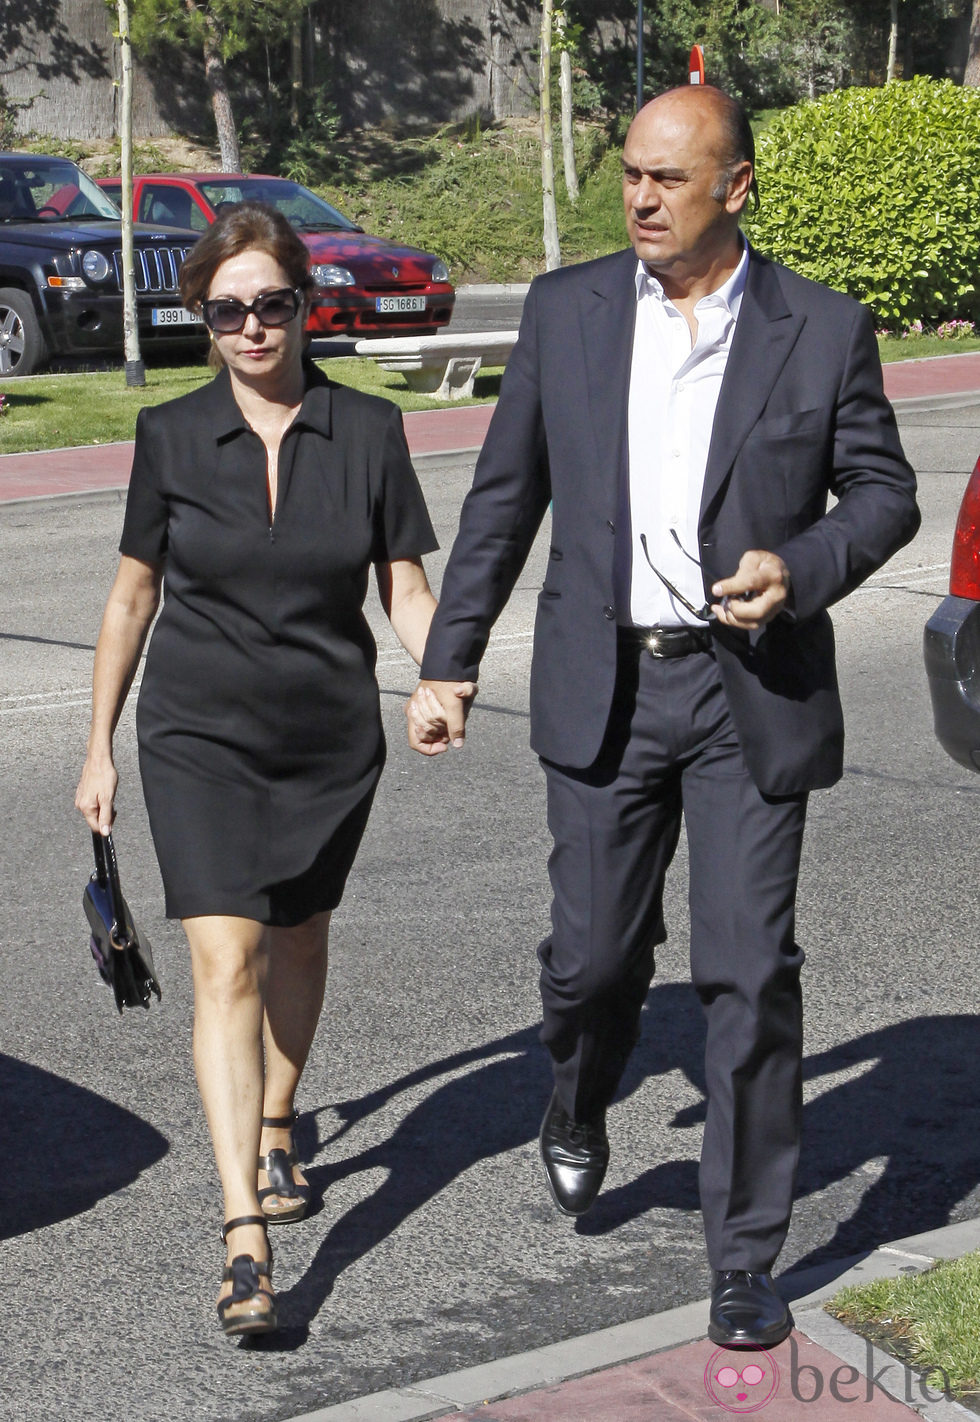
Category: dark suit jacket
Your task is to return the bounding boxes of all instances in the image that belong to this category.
[421,246,920,795]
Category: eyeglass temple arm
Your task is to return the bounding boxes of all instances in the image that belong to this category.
[638,534,709,620]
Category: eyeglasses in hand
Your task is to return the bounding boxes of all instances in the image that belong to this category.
[639,529,715,621]
[639,529,755,621]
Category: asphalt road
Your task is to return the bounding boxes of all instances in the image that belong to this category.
[2,399,979,1422]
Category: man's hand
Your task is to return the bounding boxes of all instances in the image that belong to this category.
[405,679,478,756]
[711,550,791,630]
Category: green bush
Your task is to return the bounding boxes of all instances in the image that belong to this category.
[745,77,980,329]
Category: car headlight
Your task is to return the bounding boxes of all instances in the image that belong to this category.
[431,260,450,283]
[311,264,355,288]
[81,249,112,283]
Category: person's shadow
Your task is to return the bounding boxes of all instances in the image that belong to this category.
[266,987,980,1341]
[0,1053,169,1240]
[270,983,706,1342]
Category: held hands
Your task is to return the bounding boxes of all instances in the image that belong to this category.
[405,680,478,756]
[75,755,117,836]
[711,550,791,630]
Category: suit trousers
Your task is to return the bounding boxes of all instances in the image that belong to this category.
[538,639,807,1271]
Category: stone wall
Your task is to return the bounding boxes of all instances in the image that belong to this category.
[1,0,547,143]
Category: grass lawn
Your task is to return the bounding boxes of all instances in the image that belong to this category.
[0,357,504,457]
[828,1251,980,1404]
[1,333,978,457]
[877,335,980,362]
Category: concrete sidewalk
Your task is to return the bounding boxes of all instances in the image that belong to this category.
[296,1219,980,1422]
[3,350,980,506]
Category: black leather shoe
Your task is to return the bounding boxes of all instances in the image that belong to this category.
[708,1271,793,1348]
[539,1090,609,1216]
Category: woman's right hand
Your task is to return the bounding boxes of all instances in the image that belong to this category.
[75,755,118,836]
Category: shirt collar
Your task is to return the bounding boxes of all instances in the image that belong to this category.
[209,358,334,442]
[634,236,749,319]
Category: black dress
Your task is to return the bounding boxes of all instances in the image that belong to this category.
[119,362,437,926]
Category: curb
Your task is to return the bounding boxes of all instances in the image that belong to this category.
[287,1219,980,1422]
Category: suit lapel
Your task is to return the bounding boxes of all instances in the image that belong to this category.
[701,251,805,516]
[575,249,637,496]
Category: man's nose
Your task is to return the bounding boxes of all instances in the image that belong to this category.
[632,177,660,210]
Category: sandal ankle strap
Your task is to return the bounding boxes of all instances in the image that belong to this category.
[261,1111,298,1129]
[221,1213,269,1243]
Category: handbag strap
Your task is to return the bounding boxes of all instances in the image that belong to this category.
[91,830,134,949]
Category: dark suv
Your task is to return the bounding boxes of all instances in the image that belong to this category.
[0,153,201,376]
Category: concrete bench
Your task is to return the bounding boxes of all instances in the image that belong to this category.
[354,330,520,400]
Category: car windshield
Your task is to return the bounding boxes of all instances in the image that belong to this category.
[198,177,358,232]
[0,159,120,223]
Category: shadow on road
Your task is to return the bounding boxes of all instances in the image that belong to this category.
[0,1054,169,1240]
[267,990,980,1342]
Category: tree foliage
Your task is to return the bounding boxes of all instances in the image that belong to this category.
[745,76,980,327]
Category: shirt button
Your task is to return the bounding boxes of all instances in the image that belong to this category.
[603,606,615,620]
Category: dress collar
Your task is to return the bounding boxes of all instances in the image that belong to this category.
[208,359,333,442]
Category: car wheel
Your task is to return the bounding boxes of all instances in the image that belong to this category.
[0,288,47,376]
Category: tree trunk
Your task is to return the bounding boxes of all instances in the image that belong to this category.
[886,0,899,80]
[965,0,980,84]
[116,0,145,386]
[185,0,241,171]
[559,48,578,204]
[291,15,303,128]
[540,0,560,271]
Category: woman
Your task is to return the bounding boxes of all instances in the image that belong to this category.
[76,203,470,1339]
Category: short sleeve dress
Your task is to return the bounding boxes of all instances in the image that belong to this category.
[119,361,437,926]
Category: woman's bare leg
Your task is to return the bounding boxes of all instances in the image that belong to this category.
[259,911,331,1209]
[184,913,272,1321]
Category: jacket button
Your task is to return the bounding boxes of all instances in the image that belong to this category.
[606,520,615,533]
[603,605,615,620]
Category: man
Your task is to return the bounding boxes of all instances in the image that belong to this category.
[407,85,919,1348]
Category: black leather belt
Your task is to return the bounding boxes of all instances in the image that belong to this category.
[618,624,713,659]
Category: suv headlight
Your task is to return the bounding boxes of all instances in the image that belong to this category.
[432,260,450,283]
[81,249,112,283]
[311,264,355,288]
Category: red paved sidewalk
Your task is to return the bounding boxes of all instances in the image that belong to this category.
[2,352,979,506]
[445,1334,926,1422]
[0,403,495,504]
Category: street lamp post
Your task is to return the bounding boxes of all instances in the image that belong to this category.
[637,0,644,110]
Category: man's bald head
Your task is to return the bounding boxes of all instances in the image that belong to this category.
[629,86,756,210]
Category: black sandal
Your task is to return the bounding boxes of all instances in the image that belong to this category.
[258,1111,311,1224]
[217,1215,277,1339]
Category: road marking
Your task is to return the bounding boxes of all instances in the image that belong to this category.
[865,559,949,582]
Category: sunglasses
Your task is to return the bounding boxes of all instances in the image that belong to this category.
[201,286,302,334]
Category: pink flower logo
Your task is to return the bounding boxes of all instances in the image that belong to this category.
[703,1347,780,1412]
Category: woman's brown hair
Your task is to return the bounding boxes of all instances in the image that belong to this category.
[178,201,315,369]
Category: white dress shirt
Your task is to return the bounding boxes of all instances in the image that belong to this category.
[615,243,749,628]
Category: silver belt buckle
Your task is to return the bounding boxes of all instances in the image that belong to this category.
[644,628,667,658]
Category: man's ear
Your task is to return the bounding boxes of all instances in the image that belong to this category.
[725,160,754,214]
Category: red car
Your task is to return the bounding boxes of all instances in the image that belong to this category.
[97,173,455,338]
[924,454,980,771]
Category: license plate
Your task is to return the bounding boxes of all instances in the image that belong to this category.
[375,295,426,313]
[151,306,202,327]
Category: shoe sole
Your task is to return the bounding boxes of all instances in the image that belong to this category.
[221,1311,279,1340]
[261,1202,309,1224]
[707,1317,793,1349]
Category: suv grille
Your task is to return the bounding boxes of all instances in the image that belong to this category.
[112,246,194,294]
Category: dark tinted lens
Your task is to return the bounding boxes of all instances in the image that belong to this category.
[253,290,299,326]
[202,289,299,333]
[205,299,248,333]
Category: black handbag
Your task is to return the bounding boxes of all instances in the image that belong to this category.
[83,830,161,1013]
